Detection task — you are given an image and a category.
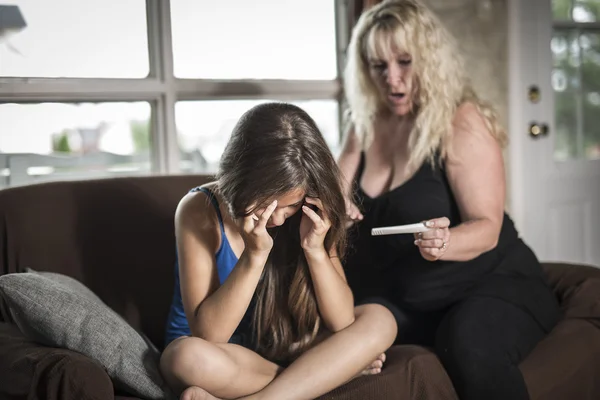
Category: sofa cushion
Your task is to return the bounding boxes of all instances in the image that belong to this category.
[315,345,457,400]
[0,272,175,400]
[542,262,600,326]
[521,318,600,400]
[0,322,114,400]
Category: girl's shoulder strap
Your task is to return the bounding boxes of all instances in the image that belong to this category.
[190,186,226,234]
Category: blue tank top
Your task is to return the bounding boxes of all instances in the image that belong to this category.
[164,187,244,346]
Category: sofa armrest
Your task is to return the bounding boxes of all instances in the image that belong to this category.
[0,322,114,400]
[542,262,600,326]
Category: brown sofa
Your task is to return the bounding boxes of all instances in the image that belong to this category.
[0,175,599,400]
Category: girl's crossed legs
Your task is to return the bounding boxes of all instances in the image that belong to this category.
[160,304,397,400]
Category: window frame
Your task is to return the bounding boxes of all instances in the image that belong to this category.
[0,0,352,178]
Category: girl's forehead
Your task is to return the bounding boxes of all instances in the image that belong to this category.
[258,187,306,208]
[276,188,306,206]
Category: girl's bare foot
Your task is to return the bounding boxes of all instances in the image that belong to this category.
[180,386,222,400]
[357,352,386,377]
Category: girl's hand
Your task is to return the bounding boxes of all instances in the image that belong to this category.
[239,200,278,257]
[300,197,332,253]
[345,197,363,228]
[414,217,451,261]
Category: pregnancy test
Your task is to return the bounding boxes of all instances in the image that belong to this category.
[371,222,430,236]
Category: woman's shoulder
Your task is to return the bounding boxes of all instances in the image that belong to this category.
[444,101,504,166]
[448,101,499,150]
[452,102,487,132]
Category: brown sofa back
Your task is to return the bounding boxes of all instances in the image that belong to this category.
[0,175,212,349]
[2,175,599,352]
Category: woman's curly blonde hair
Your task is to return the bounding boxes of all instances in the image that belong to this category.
[344,0,507,169]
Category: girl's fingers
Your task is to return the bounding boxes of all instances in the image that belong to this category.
[302,205,323,226]
[242,213,257,232]
[304,197,331,226]
[257,200,278,230]
[304,197,324,210]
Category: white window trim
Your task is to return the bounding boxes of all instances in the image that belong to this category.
[0,0,351,178]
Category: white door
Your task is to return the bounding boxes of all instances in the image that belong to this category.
[509,0,600,267]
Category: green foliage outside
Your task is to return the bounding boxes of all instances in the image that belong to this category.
[52,130,71,153]
[51,121,150,155]
[130,119,151,152]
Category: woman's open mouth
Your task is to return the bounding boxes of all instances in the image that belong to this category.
[388,92,406,104]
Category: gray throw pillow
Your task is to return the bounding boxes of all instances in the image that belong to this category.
[0,271,175,400]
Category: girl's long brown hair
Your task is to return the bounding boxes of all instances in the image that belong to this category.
[217,102,348,362]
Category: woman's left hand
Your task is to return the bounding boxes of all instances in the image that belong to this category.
[300,197,332,253]
[414,217,451,261]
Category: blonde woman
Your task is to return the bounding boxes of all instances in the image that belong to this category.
[339,1,560,399]
[160,102,396,400]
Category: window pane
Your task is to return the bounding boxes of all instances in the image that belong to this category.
[553,30,578,160]
[580,32,600,159]
[580,33,600,92]
[176,100,340,173]
[0,1,149,78]
[170,0,337,80]
[553,0,600,22]
[573,0,600,22]
[554,89,578,160]
[0,102,152,188]
[553,0,572,20]
[583,91,600,159]
[552,30,600,160]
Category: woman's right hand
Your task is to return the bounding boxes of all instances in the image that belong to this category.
[239,199,278,257]
[345,197,364,227]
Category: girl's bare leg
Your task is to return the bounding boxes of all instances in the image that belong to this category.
[239,303,397,400]
[175,349,385,400]
[160,336,281,399]
[162,303,396,400]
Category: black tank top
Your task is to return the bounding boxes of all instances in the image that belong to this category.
[345,152,552,318]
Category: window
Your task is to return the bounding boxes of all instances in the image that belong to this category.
[552,0,600,160]
[176,99,340,173]
[170,0,337,80]
[0,1,149,78]
[0,1,347,188]
[0,102,151,188]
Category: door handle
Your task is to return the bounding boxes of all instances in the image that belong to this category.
[529,122,549,138]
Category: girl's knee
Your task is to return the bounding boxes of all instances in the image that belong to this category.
[160,337,217,389]
[355,303,398,344]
